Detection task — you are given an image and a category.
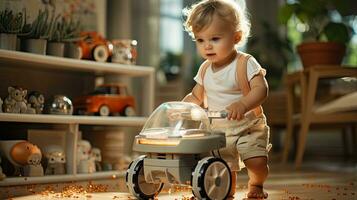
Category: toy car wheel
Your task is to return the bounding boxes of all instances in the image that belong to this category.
[93,44,109,62]
[99,105,110,116]
[126,155,164,199]
[123,106,136,116]
[192,157,231,200]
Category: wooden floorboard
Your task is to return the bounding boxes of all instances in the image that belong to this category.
[3,159,356,200]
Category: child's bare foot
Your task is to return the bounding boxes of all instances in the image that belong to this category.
[247,184,268,199]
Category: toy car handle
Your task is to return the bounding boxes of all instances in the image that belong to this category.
[206,110,228,119]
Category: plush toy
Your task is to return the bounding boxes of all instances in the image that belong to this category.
[11,141,44,177]
[91,147,102,172]
[27,91,45,114]
[3,86,28,113]
[43,145,66,175]
[77,140,95,173]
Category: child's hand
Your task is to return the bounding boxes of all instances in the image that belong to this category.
[225,101,247,120]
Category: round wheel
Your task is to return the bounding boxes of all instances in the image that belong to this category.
[123,106,136,116]
[126,155,164,199]
[192,157,231,200]
[93,45,109,62]
[98,105,110,116]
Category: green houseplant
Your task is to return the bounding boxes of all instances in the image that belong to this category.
[0,9,26,50]
[19,9,50,54]
[46,15,81,57]
[278,0,353,68]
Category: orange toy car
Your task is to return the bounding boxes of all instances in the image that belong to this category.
[77,32,113,62]
[73,84,136,116]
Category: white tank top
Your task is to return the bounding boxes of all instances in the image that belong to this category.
[194,56,263,111]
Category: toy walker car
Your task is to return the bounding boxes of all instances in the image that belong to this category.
[126,102,232,200]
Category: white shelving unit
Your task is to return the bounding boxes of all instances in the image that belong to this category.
[0,49,155,186]
[0,49,155,116]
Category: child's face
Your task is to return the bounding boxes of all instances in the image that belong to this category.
[194,15,240,67]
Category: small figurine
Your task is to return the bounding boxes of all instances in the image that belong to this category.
[0,140,44,177]
[43,145,66,175]
[27,91,45,114]
[11,141,44,177]
[0,157,6,180]
[3,86,28,113]
[91,147,102,172]
[77,140,95,173]
[0,97,3,113]
[26,104,36,114]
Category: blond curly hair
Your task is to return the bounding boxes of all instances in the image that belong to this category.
[183,0,250,47]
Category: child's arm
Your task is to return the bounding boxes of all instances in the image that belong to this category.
[226,74,268,120]
[182,83,205,106]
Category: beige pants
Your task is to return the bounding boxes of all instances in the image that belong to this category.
[210,114,271,171]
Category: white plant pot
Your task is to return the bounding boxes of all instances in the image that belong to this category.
[21,38,47,55]
[64,42,82,59]
[0,33,17,50]
[46,42,65,57]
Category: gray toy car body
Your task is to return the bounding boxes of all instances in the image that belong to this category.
[126,102,232,200]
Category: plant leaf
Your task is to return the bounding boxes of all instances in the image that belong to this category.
[324,22,350,43]
[278,4,295,24]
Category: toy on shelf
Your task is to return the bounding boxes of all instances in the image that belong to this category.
[91,147,102,172]
[43,145,66,175]
[73,84,136,116]
[49,95,73,115]
[126,102,231,200]
[77,31,113,62]
[0,140,44,177]
[0,157,6,180]
[3,86,28,113]
[111,39,137,64]
[27,91,45,114]
[76,140,95,173]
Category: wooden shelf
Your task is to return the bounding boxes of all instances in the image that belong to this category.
[0,113,147,126]
[0,49,154,77]
[0,170,125,186]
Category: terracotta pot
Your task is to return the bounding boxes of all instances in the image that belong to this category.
[297,42,346,68]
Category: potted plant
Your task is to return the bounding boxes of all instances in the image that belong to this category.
[278,0,353,68]
[0,9,25,50]
[19,9,50,54]
[47,16,81,57]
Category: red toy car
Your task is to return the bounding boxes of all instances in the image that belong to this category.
[73,84,136,116]
[77,32,113,62]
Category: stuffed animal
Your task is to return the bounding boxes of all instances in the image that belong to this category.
[3,86,28,113]
[91,147,102,172]
[77,140,95,173]
[43,145,66,175]
[27,91,45,114]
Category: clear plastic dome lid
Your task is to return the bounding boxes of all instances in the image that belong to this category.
[139,102,211,139]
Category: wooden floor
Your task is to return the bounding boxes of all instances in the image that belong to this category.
[5,158,356,200]
[4,130,357,199]
[158,160,357,200]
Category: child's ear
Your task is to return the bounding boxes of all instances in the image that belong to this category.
[234,31,242,44]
